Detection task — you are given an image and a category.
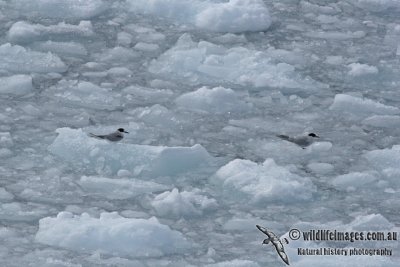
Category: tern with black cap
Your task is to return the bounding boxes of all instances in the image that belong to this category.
[277,132,320,148]
[89,128,129,142]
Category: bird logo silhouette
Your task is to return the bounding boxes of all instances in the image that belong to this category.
[256,225,290,265]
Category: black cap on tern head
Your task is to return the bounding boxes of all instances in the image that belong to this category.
[118,128,129,133]
[308,133,319,138]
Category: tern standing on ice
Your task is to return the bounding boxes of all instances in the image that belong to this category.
[89,128,129,142]
[277,132,319,148]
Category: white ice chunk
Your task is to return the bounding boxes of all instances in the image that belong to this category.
[0,43,67,74]
[305,30,366,40]
[364,145,400,171]
[0,132,13,147]
[0,202,49,222]
[325,55,344,65]
[362,115,400,128]
[35,212,192,257]
[331,172,378,191]
[134,42,159,52]
[195,0,271,33]
[30,41,88,57]
[117,32,133,46]
[213,159,315,204]
[300,1,339,15]
[151,188,217,218]
[78,176,170,200]
[0,75,32,96]
[0,188,14,201]
[48,128,213,176]
[8,21,93,44]
[330,94,399,117]
[307,162,334,175]
[128,0,271,33]
[175,86,251,114]
[123,86,173,105]
[352,0,400,12]
[149,34,326,92]
[107,67,132,77]
[136,104,178,128]
[356,146,400,192]
[51,80,121,110]
[12,0,109,20]
[97,46,139,63]
[347,63,378,76]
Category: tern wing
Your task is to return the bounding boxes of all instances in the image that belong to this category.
[89,133,105,139]
[277,134,290,141]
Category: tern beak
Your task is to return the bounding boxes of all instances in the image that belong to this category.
[124,131,129,133]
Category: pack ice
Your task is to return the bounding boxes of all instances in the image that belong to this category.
[48,128,214,177]
[127,0,271,33]
[35,212,192,257]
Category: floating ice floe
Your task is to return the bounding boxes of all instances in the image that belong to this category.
[351,0,400,12]
[8,21,93,44]
[330,94,399,117]
[96,46,139,64]
[0,132,13,147]
[212,158,315,204]
[175,86,251,114]
[0,43,67,74]
[151,188,217,218]
[149,34,326,92]
[127,0,271,33]
[35,212,192,257]
[30,41,88,57]
[0,75,32,96]
[78,176,170,200]
[347,63,378,76]
[0,202,50,222]
[122,85,173,105]
[282,213,399,267]
[331,172,378,191]
[0,188,14,202]
[11,0,109,20]
[362,115,400,128]
[364,145,400,187]
[304,30,366,40]
[50,80,121,110]
[49,128,214,176]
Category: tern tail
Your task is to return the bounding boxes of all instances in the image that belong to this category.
[277,134,289,140]
[89,133,104,139]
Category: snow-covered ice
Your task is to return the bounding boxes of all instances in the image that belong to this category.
[175,86,251,114]
[151,188,217,218]
[8,21,94,44]
[213,158,315,204]
[0,75,32,96]
[78,176,170,200]
[49,127,214,176]
[330,94,399,117]
[0,43,67,73]
[11,0,109,20]
[35,212,192,257]
[127,0,271,33]
[149,34,327,92]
